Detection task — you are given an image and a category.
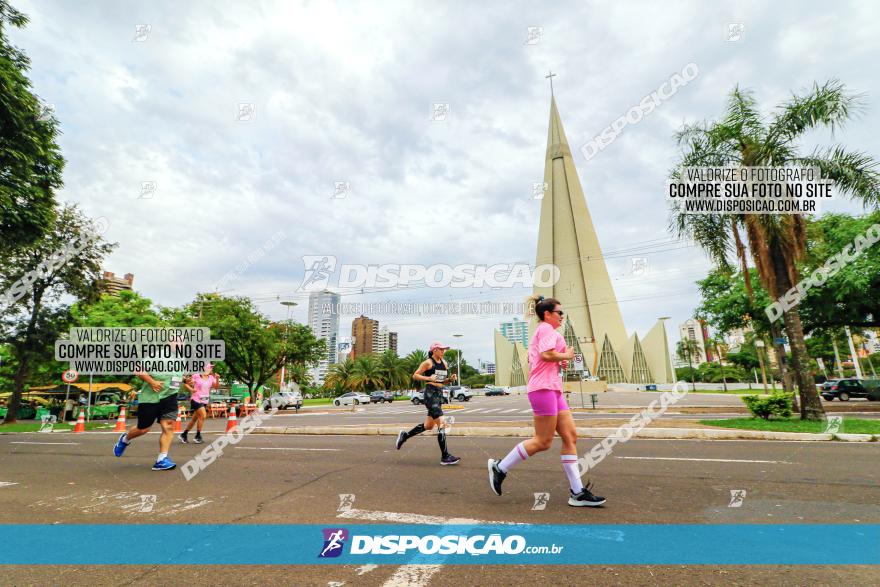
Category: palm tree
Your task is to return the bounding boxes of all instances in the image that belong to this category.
[676,339,701,391]
[705,337,728,392]
[401,349,427,391]
[324,358,355,394]
[349,355,384,392]
[377,350,409,390]
[671,80,880,421]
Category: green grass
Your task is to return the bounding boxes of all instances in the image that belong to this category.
[0,421,114,433]
[699,417,880,435]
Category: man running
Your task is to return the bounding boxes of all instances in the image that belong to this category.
[113,346,184,470]
[487,295,605,507]
[395,342,460,465]
[180,363,218,444]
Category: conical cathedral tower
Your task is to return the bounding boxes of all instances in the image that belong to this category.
[531,97,629,382]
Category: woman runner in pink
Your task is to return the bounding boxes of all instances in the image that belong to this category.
[487,295,605,507]
[180,363,219,444]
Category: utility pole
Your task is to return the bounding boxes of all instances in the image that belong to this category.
[844,326,863,379]
[755,339,769,394]
[832,335,845,379]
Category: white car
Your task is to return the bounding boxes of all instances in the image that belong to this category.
[333,392,371,406]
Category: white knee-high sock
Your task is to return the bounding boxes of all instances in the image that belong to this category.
[561,455,583,493]
[498,441,529,473]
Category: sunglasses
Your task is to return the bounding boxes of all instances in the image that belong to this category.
[552,310,564,317]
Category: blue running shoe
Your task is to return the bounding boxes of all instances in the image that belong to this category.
[152,457,176,471]
[113,433,129,457]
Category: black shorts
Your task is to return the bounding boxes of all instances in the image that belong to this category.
[136,395,179,429]
[424,387,444,419]
[190,400,208,412]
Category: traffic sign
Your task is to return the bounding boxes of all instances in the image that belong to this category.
[572,353,585,372]
[62,370,79,383]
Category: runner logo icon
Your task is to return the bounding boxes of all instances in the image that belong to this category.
[319,528,349,558]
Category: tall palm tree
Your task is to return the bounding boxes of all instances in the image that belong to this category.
[676,338,701,390]
[324,357,355,394]
[671,80,880,421]
[377,350,409,390]
[401,349,427,390]
[349,355,384,392]
[705,337,728,392]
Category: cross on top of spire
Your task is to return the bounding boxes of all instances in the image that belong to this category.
[545,69,557,96]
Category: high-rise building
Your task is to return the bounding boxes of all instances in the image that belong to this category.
[351,315,378,358]
[678,318,709,364]
[307,290,340,384]
[500,318,529,349]
[100,271,134,295]
[493,94,673,387]
[375,326,398,355]
[480,361,496,375]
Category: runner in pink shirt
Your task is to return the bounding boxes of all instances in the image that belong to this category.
[487,295,605,507]
[180,363,219,444]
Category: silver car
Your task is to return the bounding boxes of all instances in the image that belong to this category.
[333,392,371,406]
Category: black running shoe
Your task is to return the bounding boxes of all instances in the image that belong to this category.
[179,432,188,444]
[440,454,460,466]
[487,459,506,496]
[395,430,406,450]
[568,482,606,507]
[194,433,203,444]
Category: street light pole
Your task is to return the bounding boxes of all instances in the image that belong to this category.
[453,334,463,389]
[280,301,298,391]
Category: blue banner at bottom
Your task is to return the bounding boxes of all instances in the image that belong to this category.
[1,524,878,565]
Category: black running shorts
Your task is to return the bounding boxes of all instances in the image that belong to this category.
[136,395,179,429]
[424,386,444,419]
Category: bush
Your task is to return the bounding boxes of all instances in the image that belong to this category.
[741,393,792,420]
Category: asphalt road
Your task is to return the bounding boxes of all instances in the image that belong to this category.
[1,429,878,585]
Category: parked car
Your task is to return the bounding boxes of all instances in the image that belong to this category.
[333,392,371,406]
[370,390,394,403]
[821,378,880,401]
[484,386,510,396]
[445,385,473,401]
[410,389,450,405]
[263,390,303,411]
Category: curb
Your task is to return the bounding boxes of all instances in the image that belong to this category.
[253,425,880,442]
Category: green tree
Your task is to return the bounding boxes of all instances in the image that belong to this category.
[0,205,114,423]
[349,354,383,392]
[0,1,64,253]
[671,80,880,420]
[377,350,409,390]
[676,338,701,390]
[401,349,427,387]
[189,294,324,401]
[325,357,355,394]
[70,290,161,328]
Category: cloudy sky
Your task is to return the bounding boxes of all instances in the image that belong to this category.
[12,0,879,366]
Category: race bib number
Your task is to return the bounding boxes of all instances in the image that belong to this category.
[170,376,182,390]
[433,370,447,382]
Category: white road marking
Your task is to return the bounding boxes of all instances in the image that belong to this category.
[235,447,341,451]
[382,565,442,587]
[615,456,793,464]
[337,508,517,526]
[481,409,502,414]
[0,482,18,488]
[501,409,520,414]
[356,564,378,575]
[10,441,79,445]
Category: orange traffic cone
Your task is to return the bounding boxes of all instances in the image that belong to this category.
[174,406,183,432]
[73,410,86,433]
[225,405,238,432]
[113,406,127,432]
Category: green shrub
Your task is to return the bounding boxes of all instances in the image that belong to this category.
[741,393,792,420]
